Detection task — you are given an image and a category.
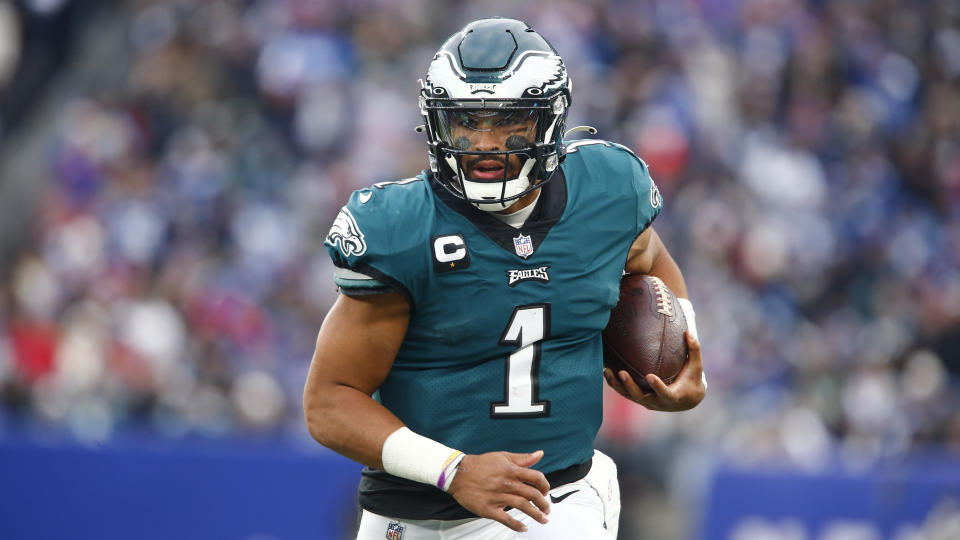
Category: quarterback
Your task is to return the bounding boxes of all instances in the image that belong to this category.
[304,18,706,539]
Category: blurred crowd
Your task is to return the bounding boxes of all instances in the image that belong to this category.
[0,0,958,508]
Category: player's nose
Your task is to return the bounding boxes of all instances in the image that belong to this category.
[472,129,502,152]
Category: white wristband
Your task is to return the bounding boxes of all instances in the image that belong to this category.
[381,427,465,492]
[676,297,698,341]
[677,297,707,390]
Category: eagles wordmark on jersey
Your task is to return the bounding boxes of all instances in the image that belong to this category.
[506,266,550,287]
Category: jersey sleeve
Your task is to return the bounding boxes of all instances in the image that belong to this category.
[564,139,663,236]
[625,151,663,235]
[323,179,430,306]
[331,265,392,296]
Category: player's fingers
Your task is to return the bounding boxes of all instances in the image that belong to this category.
[491,508,528,533]
[685,331,702,368]
[514,484,551,517]
[604,368,630,397]
[675,334,704,389]
[645,373,676,400]
[635,394,662,410]
[505,495,548,525]
[618,370,649,399]
[516,465,551,495]
[505,449,544,468]
[522,499,550,524]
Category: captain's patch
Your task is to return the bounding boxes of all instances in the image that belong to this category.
[506,266,550,287]
[325,207,367,257]
[432,234,470,273]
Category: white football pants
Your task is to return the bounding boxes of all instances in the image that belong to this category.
[356,450,620,540]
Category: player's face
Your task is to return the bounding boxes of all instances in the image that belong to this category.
[446,110,538,181]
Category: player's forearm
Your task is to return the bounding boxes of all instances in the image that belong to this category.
[628,229,688,299]
[303,382,403,469]
[625,229,687,299]
[647,244,688,300]
[304,379,472,493]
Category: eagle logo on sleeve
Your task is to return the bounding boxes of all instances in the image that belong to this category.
[650,179,662,209]
[325,207,368,257]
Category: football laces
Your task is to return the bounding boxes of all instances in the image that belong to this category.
[650,277,674,317]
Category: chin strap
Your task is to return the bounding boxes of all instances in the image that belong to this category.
[444,153,539,212]
[468,157,537,212]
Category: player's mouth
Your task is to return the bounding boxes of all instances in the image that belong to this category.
[470,159,507,180]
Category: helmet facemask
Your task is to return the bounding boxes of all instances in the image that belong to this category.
[423,93,568,212]
[418,18,571,212]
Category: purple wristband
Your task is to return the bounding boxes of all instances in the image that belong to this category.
[436,451,464,490]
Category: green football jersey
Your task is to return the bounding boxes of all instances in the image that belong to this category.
[324,140,661,519]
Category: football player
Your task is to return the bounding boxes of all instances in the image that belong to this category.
[304,17,706,539]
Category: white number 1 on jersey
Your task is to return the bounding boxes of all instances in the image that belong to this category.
[491,304,551,418]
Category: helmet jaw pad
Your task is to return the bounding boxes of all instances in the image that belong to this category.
[442,151,538,212]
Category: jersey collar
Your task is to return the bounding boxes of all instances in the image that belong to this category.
[429,168,568,259]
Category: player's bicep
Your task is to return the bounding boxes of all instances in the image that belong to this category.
[307,291,410,396]
[625,227,662,275]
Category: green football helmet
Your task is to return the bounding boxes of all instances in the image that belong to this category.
[419,18,571,211]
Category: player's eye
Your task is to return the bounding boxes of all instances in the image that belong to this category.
[496,110,535,129]
[496,112,520,126]
[455,113,479,130]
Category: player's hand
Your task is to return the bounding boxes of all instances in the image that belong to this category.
[446,450,551,533]
[604,331,705,411]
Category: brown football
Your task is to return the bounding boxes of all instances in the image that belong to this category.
[602,274,689,393]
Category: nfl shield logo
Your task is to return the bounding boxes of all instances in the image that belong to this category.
[386,521,404,540]
[513,234,535,258]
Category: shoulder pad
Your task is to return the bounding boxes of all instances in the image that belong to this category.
[324,174,431,307]
[325,175,428,263]
[561,139,661,234]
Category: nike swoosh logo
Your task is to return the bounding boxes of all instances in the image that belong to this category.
[549,489,579,504]
[359,191,372,203]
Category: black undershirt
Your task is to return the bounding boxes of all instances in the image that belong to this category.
[358,459,592,521]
